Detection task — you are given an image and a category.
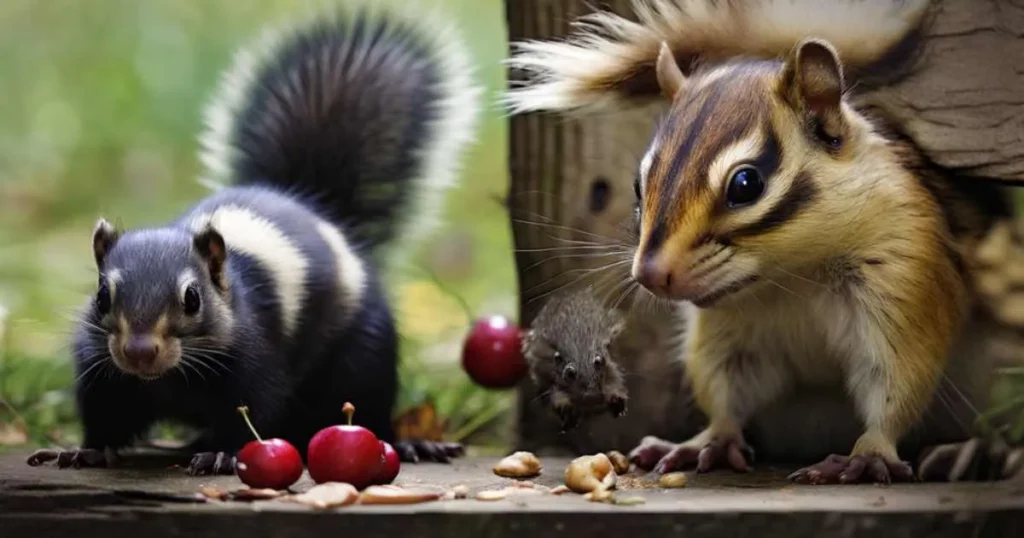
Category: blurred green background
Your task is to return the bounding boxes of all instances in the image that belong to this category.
[0,0,518,450]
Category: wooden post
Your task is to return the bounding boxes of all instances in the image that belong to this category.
[504,0,705,455]
[503,0,1024,455]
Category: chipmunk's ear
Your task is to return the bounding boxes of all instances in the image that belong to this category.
[193,224,228,290]
[92,218,121,269]
[781,38,847,148]
[656,41,687,101]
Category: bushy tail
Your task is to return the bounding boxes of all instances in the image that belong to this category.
[198,1,482,258]
[503,0,932,115]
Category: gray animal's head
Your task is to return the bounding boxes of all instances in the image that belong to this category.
[522,289,626,403]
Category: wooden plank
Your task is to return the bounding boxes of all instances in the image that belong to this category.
[2,452,1023,537]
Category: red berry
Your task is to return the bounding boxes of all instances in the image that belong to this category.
[307,402,383,489]
[233,406,303,490]
[461,315,527,389]
[376,441,401,484]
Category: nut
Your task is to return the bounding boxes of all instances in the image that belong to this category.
[358,485,443,505]
[606,451,630,474]
[493,451,542,478]
[289,483,359,509]
[475,489,508,501]
[549,485,571,495]
[658,472,688,488]
[583,488,613,502]
[452,485,470,499]
[564,453,617,494]
[232,488,284,501]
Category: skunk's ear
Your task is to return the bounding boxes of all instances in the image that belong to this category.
[193,224,228,289]
[92,218,121,269]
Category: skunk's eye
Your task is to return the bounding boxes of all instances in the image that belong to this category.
[725,166,765,207]
[96,281,111,315]
[183,284,201,316]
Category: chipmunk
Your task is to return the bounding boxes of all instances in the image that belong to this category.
[26,0,481,474]
[521,287,629,432]
[504,0,1024,484]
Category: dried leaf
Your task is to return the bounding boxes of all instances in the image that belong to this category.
[393,400,447,442]
[0,422,28,446]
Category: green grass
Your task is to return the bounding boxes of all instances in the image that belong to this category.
[0,0,517,449]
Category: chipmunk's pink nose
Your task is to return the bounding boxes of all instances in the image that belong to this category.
[123,336,160,368]
[635,254,673,296]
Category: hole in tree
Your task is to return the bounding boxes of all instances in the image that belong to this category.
[589,176,612,214]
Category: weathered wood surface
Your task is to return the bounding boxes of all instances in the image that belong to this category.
[2,451,1024,537]
[505,0,1024,455]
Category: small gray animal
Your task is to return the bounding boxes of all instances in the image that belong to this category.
[522,288,628,432]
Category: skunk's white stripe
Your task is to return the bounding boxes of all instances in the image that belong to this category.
[315,220,367,321]
[188,206,307,338]
[502,0,931,114]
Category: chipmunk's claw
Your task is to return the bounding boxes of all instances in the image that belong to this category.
[788,453,914,485]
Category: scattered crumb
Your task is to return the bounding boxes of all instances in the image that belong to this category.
[512,480,535,488]
[494,451,543,478]
[869,496,887,507]
[616,475,658,490]
[657,472,688,488]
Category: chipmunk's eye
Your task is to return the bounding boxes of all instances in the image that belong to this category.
[593,355,605,367]
[96,281,111,316]
[183,284,201,316]
[725,166,764,207]
[553,350,564,364]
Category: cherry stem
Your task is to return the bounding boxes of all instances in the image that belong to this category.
[343,402,355,426]
[237,406,262,442]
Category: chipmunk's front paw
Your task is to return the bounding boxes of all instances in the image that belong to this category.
[788,453,914,485]
[917,437,1024,482]
[628,435,677,470]
[654,435,754,474]
[187,451,236,476]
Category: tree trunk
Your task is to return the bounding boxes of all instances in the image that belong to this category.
[503,0,1024,455]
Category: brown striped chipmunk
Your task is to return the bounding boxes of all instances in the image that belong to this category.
[504,0,1024,484]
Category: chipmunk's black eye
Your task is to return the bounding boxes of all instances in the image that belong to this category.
[553,350,564,364]
[96,282,111,315]
[593,355,605,367]
[183,285,201,316]
[725,167,764,207]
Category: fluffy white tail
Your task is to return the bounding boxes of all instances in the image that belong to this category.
[503,0,933,115]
